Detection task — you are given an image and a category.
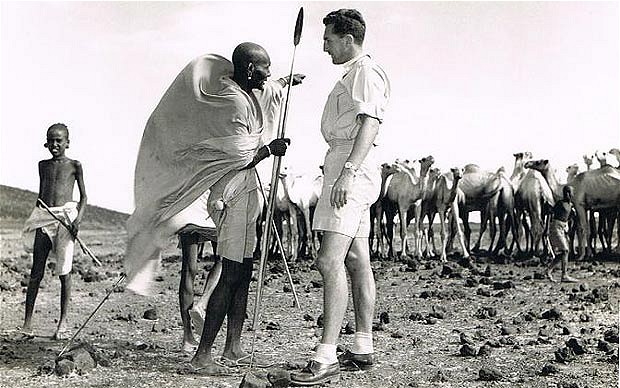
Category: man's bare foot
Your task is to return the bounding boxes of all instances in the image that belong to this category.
[188,308,205,335]
[52,324,69,340]
[561,274,578,283]
[182,338,199,353]
[19,325,34,338]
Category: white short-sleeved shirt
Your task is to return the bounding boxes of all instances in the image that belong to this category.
[320,54,390,143]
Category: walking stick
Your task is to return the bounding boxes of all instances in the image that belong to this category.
[37,198,102,266]
[249,7,303,368]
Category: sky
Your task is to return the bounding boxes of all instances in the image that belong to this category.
[1,1,618,213]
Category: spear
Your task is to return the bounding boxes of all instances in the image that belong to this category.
[252,6,303,331]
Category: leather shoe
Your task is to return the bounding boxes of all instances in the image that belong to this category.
[338,350,374,371]
[290,360,340,386]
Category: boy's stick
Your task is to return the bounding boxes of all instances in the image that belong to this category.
[36,198,102,266]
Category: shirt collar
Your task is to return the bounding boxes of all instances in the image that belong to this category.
[342,52,368,74]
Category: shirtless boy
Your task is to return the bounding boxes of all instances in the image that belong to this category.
[22,123,87,339]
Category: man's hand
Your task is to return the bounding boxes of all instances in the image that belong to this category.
[268,138,291,157]
[330,169,355,209]
[280,74,306,86]
[291,74,306,85]
[70,219,80,238]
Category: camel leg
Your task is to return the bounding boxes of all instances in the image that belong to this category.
[438,208,448,262]
[398,206,410,258]
[288,205,299,261]
[413,203,424,258]
[451,203,469,258]
[386,208,395,259]
[428,212,437,258]
[473,208,488,252]
[588,210,597,255]
[461,210,471,253]
[575,205,589,261]
[302,206,316,258]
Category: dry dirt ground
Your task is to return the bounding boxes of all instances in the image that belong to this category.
[0,225,618,388]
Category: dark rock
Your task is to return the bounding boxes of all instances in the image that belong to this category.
[566,338,587,355]
[493,281,514,290]
[266,321,281,330]
[475,306,497,319]
[561,326,572,335]
[540,363,558,376]
[460,344,477,357]
[408,312,425,321]
[555,346,576,363]
[310,280,323,288]
[239,372,269,388]
[55,359,75,376]
[391,331,404,339]
[478,367,503,381]
[579,283,589,292]
[538,328,552,338]
[578,313,591,322]
[479,277,492,285]
[460,332,476,345]
[465,278,478,287]
[604,328,619,343]
[478,345,491,356]
[38,360,56,375]
[143,308,158,320]
[430,370,448,382]
[597,340,612,353]
[542,308,562,320]
[558,382,580,388]
[267,368,291,387]
[316,314,324,328]
[483,265,492,277]
[426,317,438,325]
[303,313,313,322]
[341,321,355,335]
[485,339,501,348]
[379,311,390,324]
[477,288,491,297]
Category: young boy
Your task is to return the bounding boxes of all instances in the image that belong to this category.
[547,185,577,283]
[22,123,87,339]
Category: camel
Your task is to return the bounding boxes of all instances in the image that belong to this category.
[610,148,620,167]
[454,164,506,254]
[566,164,580,184]
[510,152,533,190]
[583,154,594,171]
[386,156,435,258]
[369,162,398,258]
[524,159,620,259]
[420,167,469,261]
[513,165,555,256]
[472,166,518,256]
[595,151,610,167]
[279,167,320,260]
[418,167,441,257]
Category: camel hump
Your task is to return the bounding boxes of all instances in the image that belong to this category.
[463,164,481,173]
[575,167,620,189]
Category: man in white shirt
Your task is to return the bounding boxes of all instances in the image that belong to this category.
[291,9,390,386]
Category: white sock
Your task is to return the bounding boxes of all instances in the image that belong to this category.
[352,332,373,354]
[312,343,337,364]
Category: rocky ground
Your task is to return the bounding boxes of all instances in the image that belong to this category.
[0,225,618,388]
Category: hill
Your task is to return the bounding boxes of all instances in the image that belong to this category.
[0,185,128,229]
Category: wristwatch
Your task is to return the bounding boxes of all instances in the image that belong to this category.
[343,161,358,173]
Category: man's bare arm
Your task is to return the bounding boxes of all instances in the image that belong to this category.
[73,160,87,233]
[330,115,379,208]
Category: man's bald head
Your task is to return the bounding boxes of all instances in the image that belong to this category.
[232,42,272,91]
[232,42,270,70]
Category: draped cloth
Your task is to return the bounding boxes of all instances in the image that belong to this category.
[125,54,283,295]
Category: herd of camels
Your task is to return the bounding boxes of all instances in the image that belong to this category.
[266,148,620,263]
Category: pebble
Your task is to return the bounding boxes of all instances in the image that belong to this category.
[542,308,562,320]
[267,369,291,387]
[540,363,558,375]
[460,344,477,357]
[143,308,158,320]
[478,367,503,381]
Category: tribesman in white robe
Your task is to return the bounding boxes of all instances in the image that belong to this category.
[124,42,304,373]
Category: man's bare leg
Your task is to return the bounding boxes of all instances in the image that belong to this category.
[345,237,375,346]
[190,258,242,373]
[315,232,353,359]
[23,229,51,336]
[179,234,199,351]
[190,253,222,336]
[222,258,252,361]
[53,273,71,340]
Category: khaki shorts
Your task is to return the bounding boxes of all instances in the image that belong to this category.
[312,142,381,239]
